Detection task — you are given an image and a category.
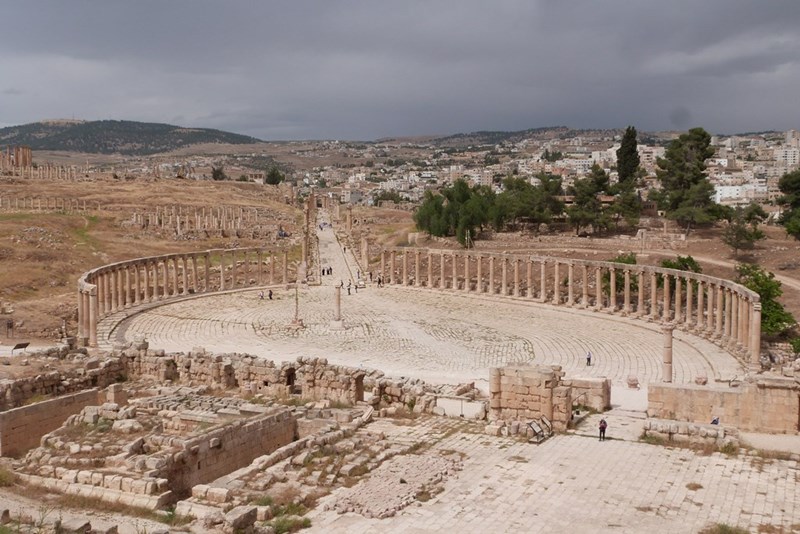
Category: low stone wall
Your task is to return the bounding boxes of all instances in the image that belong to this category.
[165,409,296,495]
[0,389,100,456]
[648,378,800,434]
[126,350,367,405]
[562,377,611,412]
[0,355,126,411]
[489,365,572,432]
[642,418,739,449]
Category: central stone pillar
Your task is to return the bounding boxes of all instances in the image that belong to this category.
[662,324,675,383]
[540,261,547,302]
[636,270,645,316]
[685,277,693,327]
[527,260,534,298]
[452,253,458,290]
[330,285,344,330]
[674,276,682,322]
[662,274,671,322]
[594,267,602,310]
[623,269,631,314]
[650,272,658,318]
[439,253,446,289]
[427,251,433,288]
[609,267,616,311]
[402,251,408,285]
[88,288,98,348]
[582,264,589,307]
[513,259,520,297]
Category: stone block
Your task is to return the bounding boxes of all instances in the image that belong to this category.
[59,518,92,533]
[206,487,230,503]
[225,506,257,530]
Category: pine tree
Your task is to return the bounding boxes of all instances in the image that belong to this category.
[616,126,640,185]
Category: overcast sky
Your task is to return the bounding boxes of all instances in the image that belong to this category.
[1,1,799,140]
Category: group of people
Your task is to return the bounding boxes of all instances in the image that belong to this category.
[257,290,273,300]
[321,266,333,276]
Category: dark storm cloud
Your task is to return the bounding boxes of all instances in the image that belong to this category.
[1,0,799,139]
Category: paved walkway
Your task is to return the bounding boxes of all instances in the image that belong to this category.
[304,414,800,534]
[102,214,745,408]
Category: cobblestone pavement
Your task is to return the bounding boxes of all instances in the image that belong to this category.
[305,415,800,534]
[104,216,744,404]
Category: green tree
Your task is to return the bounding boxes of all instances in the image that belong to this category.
[735,263,796,337]
[414,190,445,236]
[616,126,640,186]
[211,166,227,181]
[654,127,718,232]
[721,204,766,258]
[602,252,638,296]
[567,165,611,235]
[265,166,285,185]
[778,169,800,239]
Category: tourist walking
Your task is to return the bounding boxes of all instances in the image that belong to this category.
[586,351,592,366]
[347,280,352,295]
[599,418,607,441]
[268,290,273,300]
[258,291,264,300]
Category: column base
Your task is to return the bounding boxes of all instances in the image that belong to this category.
[329,319,345,330]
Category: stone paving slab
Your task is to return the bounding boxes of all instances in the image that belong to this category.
[304,416,800,534]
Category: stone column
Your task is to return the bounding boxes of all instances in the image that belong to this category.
[715,285,724,337]
[489,256,495,294]
[662,274,671,322]
[427,252,433,288]
[134,264,141,305]
[623,269,631,314]
[527,260,534,299]
[552,261,560,304]
[750,303,762,365]
[594,267,602,310]
[501,257,508,296]
[268,252,274,285]
[707,284,716,332]
[77,288,85,340]
[144,263,152,302]
[637,271,645,316]
[609,268,616,311]
[696,281,704,331]
[334,285,342,321]
[123,267,131,307]
[662,324,674,383]
[88,288,98,348]
[111,269,119,311]
[452,253,458,290]
[738,297,747,347]
[540,261,547,302]
[724,289,733,339]
[582,264,589,307]
[477,255,483,293]
[685,278,693,327]
[97,273,106,316]
[389,251,396,285]
[730,293,741,345]
[181,256,188,294]
[464,255,471,292]
[204,254,211,292]
[513,259,520,297]
[163,259,170,297]
[283,251,288,284]
[230,252,237,289]
[440,253,446,289]
[415,251,421,287]
[402,251,409,285]
[674,276,682,323]
[650,272,658,318]
[567,262,574,306]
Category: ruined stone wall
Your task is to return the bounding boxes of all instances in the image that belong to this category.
[562,377,611,412]
[648,378,800,433]
[488,365,572,432]
[160,410,296,495]
[0,389,100,456]
[126,350,366,405]
[0,356,126,411]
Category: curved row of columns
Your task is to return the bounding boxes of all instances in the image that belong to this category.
[78,248,291,347]
[379,248,762,365]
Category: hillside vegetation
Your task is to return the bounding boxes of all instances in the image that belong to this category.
[0,120,262,156]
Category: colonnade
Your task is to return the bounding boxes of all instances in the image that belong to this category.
[378,248,762,364]
[77,248,290,347]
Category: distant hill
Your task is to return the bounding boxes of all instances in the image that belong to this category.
[0,119,263,155]
[428,126,631,148]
